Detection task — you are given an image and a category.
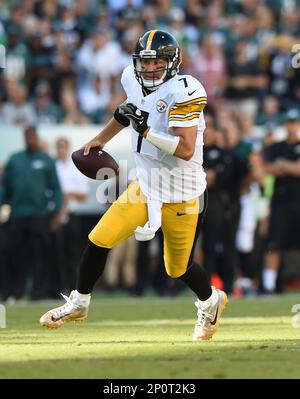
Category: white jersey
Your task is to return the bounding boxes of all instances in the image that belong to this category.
[121,65,207,203]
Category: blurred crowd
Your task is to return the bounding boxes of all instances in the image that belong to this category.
[1,0,300,301]
[0,0,300,125]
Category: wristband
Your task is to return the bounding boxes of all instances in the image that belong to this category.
[113,107,130,127]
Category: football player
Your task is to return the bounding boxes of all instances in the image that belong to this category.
[40,30,228,341]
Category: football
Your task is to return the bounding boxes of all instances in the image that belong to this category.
[71,147,119,180]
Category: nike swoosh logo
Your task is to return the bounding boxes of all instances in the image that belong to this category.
[177,212,186,216]
[51,313,71,322]
[210,307,219,325]
[188,90,196,96]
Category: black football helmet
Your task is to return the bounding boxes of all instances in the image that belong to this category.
[132,30,181,90]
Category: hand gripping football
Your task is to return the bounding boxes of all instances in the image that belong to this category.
[71,147,119,180]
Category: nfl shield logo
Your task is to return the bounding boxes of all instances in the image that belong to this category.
[156,100,167,113]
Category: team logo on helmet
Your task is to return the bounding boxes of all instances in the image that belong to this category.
[156,100,168,113]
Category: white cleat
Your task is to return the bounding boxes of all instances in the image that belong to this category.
[193,289,228,341]
[39,291,89,329]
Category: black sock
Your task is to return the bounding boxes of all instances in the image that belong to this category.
[179,262,212,301]
[76,240,110,294]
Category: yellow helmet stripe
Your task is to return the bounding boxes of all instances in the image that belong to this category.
[146,30,157,50]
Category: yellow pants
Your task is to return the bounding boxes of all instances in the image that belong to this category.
[89,181,207,278]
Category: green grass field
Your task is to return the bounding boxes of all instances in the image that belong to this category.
[0,292,300,379]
